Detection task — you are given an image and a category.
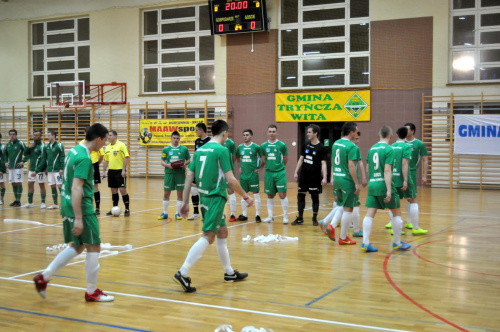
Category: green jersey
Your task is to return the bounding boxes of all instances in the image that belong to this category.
[61,144,95,217]
[23,141,46,172]
[5,139,27,169]
[260,140,288,172]
[354,145,362,180]
[224,138,236,170]
[161,144,190,174]
[189,141,232,198]
[46,141,65,172]
[367,142,394,196]
[0,143,5,172]
[236,142,261,180]
[391,141,412,188]
[405,138,428,170]
[332,138,358,189]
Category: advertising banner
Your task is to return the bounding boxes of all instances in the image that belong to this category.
[454,115,500,155]
[139,119,205,146]
[275,91,370,122]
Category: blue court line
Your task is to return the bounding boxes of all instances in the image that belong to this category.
[306,275,362,306]
[0,306,153,332]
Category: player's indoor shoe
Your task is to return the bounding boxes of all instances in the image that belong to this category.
[405,222,413,229]
[158,213,168,220]
[85,289,114,302]
[236,214,248,221]
[187,213,200,220]
[361,243,378,252]
[173,271,196,293]
[224,270,248,283]
[263,217,274,223]
[229,215,236,222]
[283,216,289,224]
[33,274,48,299]
[47,204,59,210]
[393,241,411,251]
[291,217,303,225]
[412,228,428,235]
[319,220,328,235]
[385,222,392,229]
[175,213,182,220]
[352,231,363,237]
[255,215,261,223]
[22,203,34,208]
[389,229,405,235]
[124,209,130,217]
[338,236,356,245]
[40,203,46,209]
[312,218,318,226]
[326,225,336,241]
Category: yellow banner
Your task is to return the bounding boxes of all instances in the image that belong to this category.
[276,91,371,122]
[139,119,205,146]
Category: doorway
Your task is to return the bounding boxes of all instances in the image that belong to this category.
[298,122,344,183]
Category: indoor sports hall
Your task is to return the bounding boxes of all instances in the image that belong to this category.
[1,1,499,331]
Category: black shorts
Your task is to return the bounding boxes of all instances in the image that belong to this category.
[108,169,126,188]
[297,173,322,194]
[93,162,101,184]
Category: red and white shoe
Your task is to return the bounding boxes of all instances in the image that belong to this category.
[338,236,357,245]
[33,274,48,299]
[85,288,114,302]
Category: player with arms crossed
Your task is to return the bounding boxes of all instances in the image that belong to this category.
[0,133,6,205]
[45,130,65,210]
[174,120,254,293]
[33,123,114,302]
[158,131,191,220]
[360,126,411,252]
[4,129,26,206]
[260,124,289,224]
[293,124,328,226]
[21,129,47,209]
[235,129,262,222]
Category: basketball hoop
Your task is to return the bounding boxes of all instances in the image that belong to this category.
[56,103,68,113]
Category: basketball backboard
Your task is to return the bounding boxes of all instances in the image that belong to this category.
[49,81,86,109]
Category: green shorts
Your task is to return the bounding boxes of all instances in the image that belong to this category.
[334,187,357,208]
[63,214,101,246]
[402,170,417,199]
[200,195,227,233]
[164,172,185,191]
[264,170,287,195]
[365,188,401,210]
[240,172,259,193]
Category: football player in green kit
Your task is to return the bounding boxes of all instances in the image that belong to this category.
[224,136,238,222]
[4,129,27,206]
[21,129,47,208]
[174,120,254,293]
[361,126,411,253]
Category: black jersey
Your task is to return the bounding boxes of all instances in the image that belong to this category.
[300,142,328,174]
[194,136,211,151]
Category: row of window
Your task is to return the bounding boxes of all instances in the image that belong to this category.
[29,0,500,99]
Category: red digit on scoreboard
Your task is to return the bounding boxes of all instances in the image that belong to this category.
[243,1,248,9]
[250,21,256,29]
[218,24,224,32]
[225,3,230,10]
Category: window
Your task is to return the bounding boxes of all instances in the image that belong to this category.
[278,0,369,89]
[142,5,214,94]
[451,0,500,83]
[31,18,90,98]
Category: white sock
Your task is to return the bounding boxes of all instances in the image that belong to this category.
[85,252,100,294]
[176,200,182,214]
[324,206,339,223]
[43,246,78,280]
[392,215,403,245]
[406,201,412,224]
[362,216,373,245]
[241,198,248,217]
[410,203,420,229]
[229,193,236,216]
[267,198,274,218]
[163,200,169,214]
[352,207,360,232]
[388,210,394,223]
[331,207,344,227]
[280,197,289,216]
[254,194,261,216]
[216,237,234,275]
[180,237,210,277]
[333,200,338,208]
[340,211,352,240]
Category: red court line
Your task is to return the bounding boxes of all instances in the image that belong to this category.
[412,240,500,277]
[383,253,468,331]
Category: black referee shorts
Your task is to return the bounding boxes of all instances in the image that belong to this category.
[108,169,126,188]
[298,173,322,194]
[93,162,101,184]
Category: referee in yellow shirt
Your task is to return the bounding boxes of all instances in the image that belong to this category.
[102,130,130,216]
[82,127,105,215]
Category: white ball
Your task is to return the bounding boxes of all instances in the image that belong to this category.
[111,206,121,217]
[292,141,296,146]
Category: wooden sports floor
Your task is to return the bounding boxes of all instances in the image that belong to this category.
[0,178,498,332]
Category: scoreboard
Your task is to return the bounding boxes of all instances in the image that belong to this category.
[209,0,268,35]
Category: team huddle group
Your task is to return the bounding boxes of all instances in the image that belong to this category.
[20,119,428,300]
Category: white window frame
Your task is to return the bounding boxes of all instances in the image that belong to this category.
[30,17,90,99]
[141,5,214,94]
[450,1,500,83]
[278,1,370,90]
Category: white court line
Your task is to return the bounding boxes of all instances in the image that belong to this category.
[0,276,412,332]
[0,224,62,235]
